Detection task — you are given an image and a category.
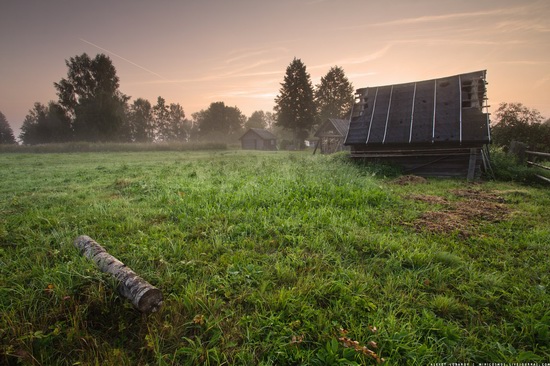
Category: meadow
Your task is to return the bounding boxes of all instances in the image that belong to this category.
[0,149,549,365]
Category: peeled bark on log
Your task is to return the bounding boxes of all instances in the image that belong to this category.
[74,235,163,314]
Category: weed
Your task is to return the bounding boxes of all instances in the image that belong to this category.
[0,150,549,364]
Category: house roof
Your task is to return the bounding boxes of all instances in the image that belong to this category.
[240,128,277,140]
[344,70,490,146]
[314,118,350,137]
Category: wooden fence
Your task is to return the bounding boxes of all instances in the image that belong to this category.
[526,150,550,184]
[508,141,550,183]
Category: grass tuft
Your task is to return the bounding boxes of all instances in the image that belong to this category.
[0,149,549,364]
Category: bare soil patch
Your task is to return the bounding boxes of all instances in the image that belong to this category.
[408,189,510,237]
[392,175,428,185]
[408,194,449,205]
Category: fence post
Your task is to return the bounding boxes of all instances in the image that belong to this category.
[508,140,528,164]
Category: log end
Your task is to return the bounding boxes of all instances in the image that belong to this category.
[74,234,90,247]
[74,235,100,254]
[137,288,164,314]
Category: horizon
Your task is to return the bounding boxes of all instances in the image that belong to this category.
[1,0,549,135]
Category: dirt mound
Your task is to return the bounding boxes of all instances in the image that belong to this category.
[408,194,449,205]
[408,189,510,237]
[392,175,428,185]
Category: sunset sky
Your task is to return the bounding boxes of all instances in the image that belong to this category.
[1,0,549,135]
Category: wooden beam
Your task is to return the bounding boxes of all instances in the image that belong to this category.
[535,174,550,184]
[527,151,550,158]
[467,148,478,181]
[527,161,550,171]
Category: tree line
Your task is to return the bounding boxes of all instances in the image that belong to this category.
[1,53,548,150]
[0,53,355,146]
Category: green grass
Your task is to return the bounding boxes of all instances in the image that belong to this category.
[1,150,549,365]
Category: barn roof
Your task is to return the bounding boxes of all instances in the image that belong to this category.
[240,128,277,140]
[344,70,490,146]
[314,118,349,137]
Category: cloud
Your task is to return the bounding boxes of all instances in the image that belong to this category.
[309,45,392,71]
[498,60,550,65]
[211,59,282,77]
[391,37,524,46]
[493,20,550,33]
[224,47,289,64]
[124,45,287,87]
[347,72,377,79]
[213,90,278,100]
[534,74,550,89]
[366,7,522,27]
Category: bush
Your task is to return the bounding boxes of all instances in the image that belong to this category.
[488,147,543,184]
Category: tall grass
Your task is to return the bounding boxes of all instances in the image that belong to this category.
[489,146,550,184]
[0,150,549,365]
[0,141,227,154]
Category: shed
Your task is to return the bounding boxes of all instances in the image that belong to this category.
[344,70,491,179]
[313,118,350,154]
[240,128,277,151]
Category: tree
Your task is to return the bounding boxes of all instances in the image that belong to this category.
[167,103,190,142]
[245,110,267,130]
[128,98,154,142]
[274,58,317,148]
[19,103,47,145]
[54,53,129,141]
[264,111,276,131]
[0,111,17,144]
[152,97,170,142]
[315,66,354,122]
[19,102,72,145]
[491,102,549,151]
[44,102,73,142]
[150,97,191,142]
[192,102,245,142]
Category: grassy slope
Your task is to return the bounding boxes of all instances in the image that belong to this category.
[0,151,549,365]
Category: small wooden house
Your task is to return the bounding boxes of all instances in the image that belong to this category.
[314,118,350,154]
[239,128,277,151]
[344,70,491,179]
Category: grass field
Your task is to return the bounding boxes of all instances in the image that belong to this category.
[1,150,549,365]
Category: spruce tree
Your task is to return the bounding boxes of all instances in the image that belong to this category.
[274,58,317,148]
[0,111,17,144]
[315,66,354,121]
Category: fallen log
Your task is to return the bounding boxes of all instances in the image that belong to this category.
[74,235,163,314]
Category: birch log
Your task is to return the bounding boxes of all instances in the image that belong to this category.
[74,235,163,314]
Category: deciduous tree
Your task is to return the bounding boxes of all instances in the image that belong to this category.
[54,53,129,141]
[491,102,549,151]
[0,111,17,144]
[153,97,170,142]
[315,66,354,122]
[167,103,190,142]
[274,58,317,148]
[245,110,268,130]
[19,103,47,145]
[19,102,73,145]
[192,102,245,142]
[128,98,154,142]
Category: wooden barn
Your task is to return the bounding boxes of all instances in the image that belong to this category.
[239,128,277,151]
[344,70,491,179]
[313,118,350,154]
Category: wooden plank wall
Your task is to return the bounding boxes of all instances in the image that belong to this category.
[350,147,484,178]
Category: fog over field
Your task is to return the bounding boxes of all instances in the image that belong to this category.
[1,0,549,134]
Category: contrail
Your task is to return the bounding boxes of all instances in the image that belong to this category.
[79,38,166,80]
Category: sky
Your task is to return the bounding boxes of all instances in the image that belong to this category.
[1,0,549,135]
